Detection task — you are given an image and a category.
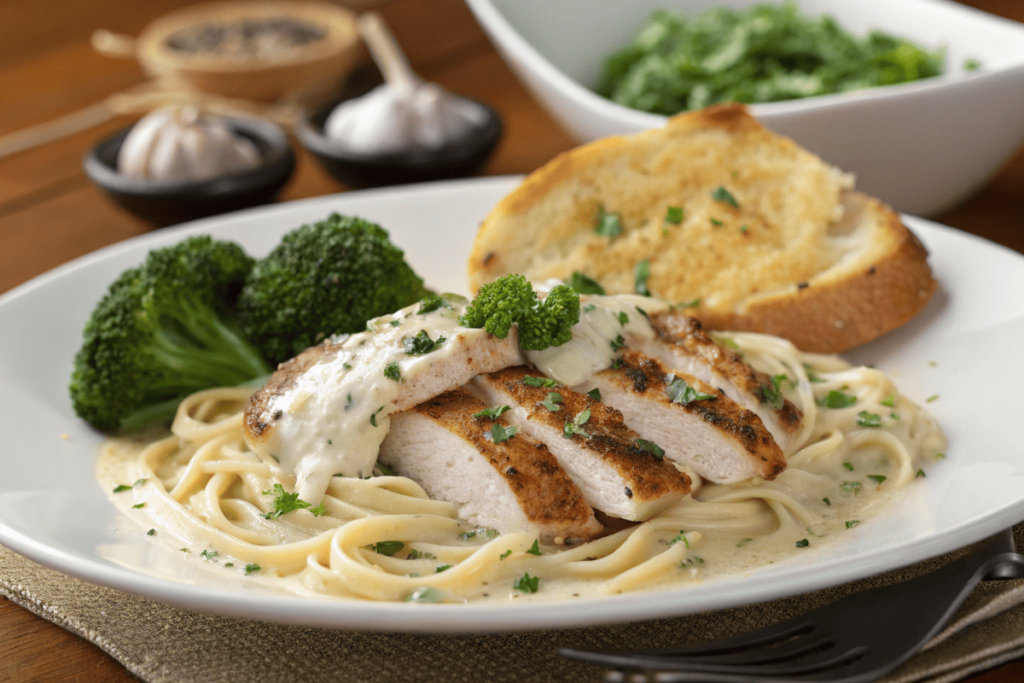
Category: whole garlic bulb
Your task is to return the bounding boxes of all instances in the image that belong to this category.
[117,106,261,182]
[323,82,488,155]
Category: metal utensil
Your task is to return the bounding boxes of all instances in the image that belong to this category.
[561,528,1024,683]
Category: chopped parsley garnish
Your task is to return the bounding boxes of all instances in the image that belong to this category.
[796,539,810,548]
[846,521,860,529]
[675,298,700,309]
[146,528,156,536]
[370,406,384,427]
[406,549,436,560]
[881,394,896,407]
[513,572,540,593]
[820,390,857,408]
[610,358,624,370]
[635,438,666,460]
[261,483,316,520]
[366,541,405,556]
[740,224,748,234]
[374,460,395,477]
[964,58,982,71]
[383,361,402,382]
[711,186,739,208]
[405,587,443,603]
[916,468,926,478]
[527,539,542,556]
[634,259,651,296]
[540,392,563,412]
[710,217,723,226]
[565,271,606,295]
[200,549,219,561]
[522,375,558,388]
[617,311,629,326]
[499,549,512,560]
[587,388,602,401]
[309,502,327,517]
[840,481,862,492]
[474,404,511,420]
[403,330,446,356]
[867,474,887,485]
[668,531,690,548]
[843,461,854,471]
[666,377,716,406]
[857,411,882,428]
[113,478,147,492]
[244,563,261,575]
[594,206,623,237]
[926,394,939,403]
[435,565,452,573]
[132,502,146,509]
[665,206,684,224]
[489,424,517,444]
[822,497,831,506]
[804,364,826,383]
[755,374,787,409]
[460,527,499,541]
[582,303,597,313]
[563,408,592,439]
[418,295,450,314]
[389,320,400,327]
[610,334,626,351]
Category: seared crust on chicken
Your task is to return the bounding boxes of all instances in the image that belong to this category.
[468,365,691,521]
[380,390,602,543]
[629,313,802,449]
[580,350,785,483]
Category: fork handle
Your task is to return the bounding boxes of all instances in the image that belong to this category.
[979,527,1024,580]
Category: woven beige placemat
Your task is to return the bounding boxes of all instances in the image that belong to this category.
[2,525,1023,683]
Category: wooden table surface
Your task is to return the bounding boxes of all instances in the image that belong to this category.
[1,0,1023,681]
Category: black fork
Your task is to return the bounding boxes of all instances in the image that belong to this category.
[560,528,1024,683]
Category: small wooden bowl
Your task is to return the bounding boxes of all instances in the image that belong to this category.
[84,116,295,226]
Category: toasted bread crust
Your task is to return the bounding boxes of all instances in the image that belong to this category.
[468,103,935,352]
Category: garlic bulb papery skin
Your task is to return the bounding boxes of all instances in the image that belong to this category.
[117,106,262,182]
[323,82,488,155]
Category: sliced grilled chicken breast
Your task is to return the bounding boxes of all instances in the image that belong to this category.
[628,312,802,449]
[467,366,692,521]
[576,350,785,483]
[379,389,602,544]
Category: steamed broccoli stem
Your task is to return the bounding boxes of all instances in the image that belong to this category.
[118,397,185,433]
[145,292,271,390]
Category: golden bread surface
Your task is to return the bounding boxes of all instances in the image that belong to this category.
[468,104,936,353]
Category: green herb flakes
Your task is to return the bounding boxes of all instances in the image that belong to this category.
[527,539,542,556]
[668,531,690,549]
[610,334,626,351]
[634,259,651,296]
[499,549,512,560]
[523,375,558,388]
[594,206,623,237]
[200,549,218,561]
[405,587,443,603]
[711,186,739,208]
[566,271,606,295]
[367,541,405,556]
[513,572,540,593]
[403,330,446,356]
[666,377,716,406]
[665,206,684,224]
[540,392,564,412]
[474,404,511,421]
[244,563,261,575]
[857,411,882,428]
[261,483,315,519]
[916,468,926,478]
[820,390,857,409]
[146,529,156,536]
[867,474,887,485]
[846,520,860,529]
[383,361,402,382]
[435,565,451,573]
[881,394,896,407]
[796,539,810,548]
[587,388,602,401]
[635,438,666,460]
[756,374,787,409]
[132,502,146,509]
[370,406,384,427]
[563,408,592,439]
[489,423,517,444]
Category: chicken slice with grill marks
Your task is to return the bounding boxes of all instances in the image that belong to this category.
[575,350,785,484]
[626,312,802,450]
[243,301,526,503]
[379,389,602,544]
[466,366,692,522]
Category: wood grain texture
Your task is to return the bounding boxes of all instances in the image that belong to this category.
[0,0,1020,681]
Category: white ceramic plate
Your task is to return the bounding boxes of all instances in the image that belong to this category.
[1,176,1023,632]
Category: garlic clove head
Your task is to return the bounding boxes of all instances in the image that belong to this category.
[117,106,262,182]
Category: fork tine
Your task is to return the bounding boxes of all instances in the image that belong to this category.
[634,614,816,657]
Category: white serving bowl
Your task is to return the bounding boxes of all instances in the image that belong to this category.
[466,0,1024,216]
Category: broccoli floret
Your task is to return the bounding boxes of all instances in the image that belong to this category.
[69,236,272,433]
[459,275,580,351]
[238,214,429,364]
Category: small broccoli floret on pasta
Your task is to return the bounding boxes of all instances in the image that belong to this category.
[69,236,272,433]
